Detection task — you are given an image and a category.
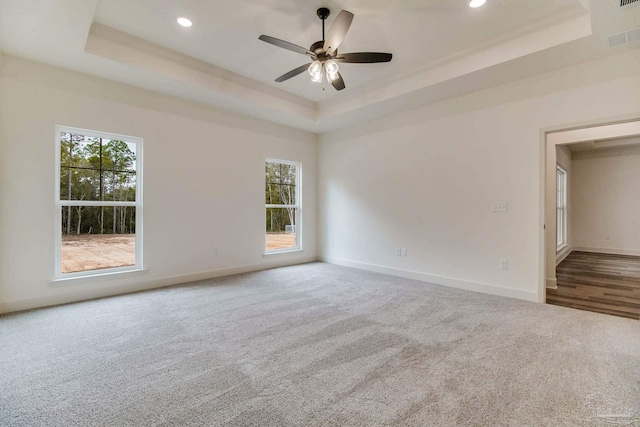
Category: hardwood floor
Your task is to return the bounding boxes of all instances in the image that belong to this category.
[547,251,640,320]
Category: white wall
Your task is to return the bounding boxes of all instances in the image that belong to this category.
[571,145,640,256]
[318,49,640,302]
[0,56,317,313]
[556,145,572,265]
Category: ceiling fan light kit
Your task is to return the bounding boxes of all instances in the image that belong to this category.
[308,59,339,83]
[258,7,392,91]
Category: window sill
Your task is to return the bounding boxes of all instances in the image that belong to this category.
[263,248,304,257]
[556,243,568,253]
[50,268,148,287]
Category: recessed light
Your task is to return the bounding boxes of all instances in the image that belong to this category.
[177,17,192,27]
[469,0,487,8]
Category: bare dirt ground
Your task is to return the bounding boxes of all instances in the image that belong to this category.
[266,233,296,250]
[62,234,135,273]
[62,233,296,273]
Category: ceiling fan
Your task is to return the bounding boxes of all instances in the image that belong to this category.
[258,7,392,91]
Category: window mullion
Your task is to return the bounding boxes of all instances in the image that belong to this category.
[266,204,298,209]
[59,201,137,207]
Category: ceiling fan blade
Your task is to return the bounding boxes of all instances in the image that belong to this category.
[323,10,354,55]
[331,72,346,91]
[259,35,314,56]
[275,63,312,82]
[335,52,393,63]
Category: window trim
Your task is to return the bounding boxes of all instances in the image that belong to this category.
[54,125,144,279]
[556,165,567,251]
[264,158,302,254]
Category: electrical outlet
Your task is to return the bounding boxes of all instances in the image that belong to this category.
[330,239,335,247]
[401,248,407,257]
[493,202,508,213]
[605,235,611,240]
[499,259,508,270]
[213,248,219,256]
[396,248,402,256]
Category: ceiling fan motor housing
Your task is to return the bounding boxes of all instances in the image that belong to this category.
[310,41,326,55]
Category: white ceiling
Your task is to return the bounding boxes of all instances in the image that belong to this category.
[1,0,639,133]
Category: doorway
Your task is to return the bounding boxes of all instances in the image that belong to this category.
[543,119,640,319]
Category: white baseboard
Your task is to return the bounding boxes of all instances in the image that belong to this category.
[319,256,538,302]
[556,246,572,266]
[0,256,317,314]
[572,246,640,257]
[546,278,558,289]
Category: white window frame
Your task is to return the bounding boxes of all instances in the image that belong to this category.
[556,165,567,251]
[265,158,302,254]
[54,125,143,279]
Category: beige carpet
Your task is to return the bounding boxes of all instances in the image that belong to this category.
[1,262,639,426]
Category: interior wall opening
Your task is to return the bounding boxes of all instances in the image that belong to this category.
[544,120,640,319]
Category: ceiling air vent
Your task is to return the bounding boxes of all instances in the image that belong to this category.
[621,0,640,8]
[607,25,640,47]
[628,27,640,42]
[607,32,627,47]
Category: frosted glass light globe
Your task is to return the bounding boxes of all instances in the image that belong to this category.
[324,60,339,81]
[308,61,322,81]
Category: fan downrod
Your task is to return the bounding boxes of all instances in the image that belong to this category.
[317,7,330,41]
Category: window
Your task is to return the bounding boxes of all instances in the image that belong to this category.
[265,159,301,253]
[556,165,567,250]
[55,126,142,278]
